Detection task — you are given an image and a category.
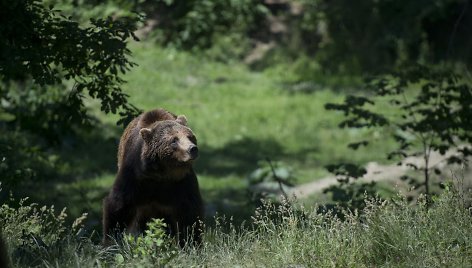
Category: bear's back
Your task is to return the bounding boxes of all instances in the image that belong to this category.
[117,109,177,169]
[138,109,176,128]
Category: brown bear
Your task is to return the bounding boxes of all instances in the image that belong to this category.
[102,108,204,247]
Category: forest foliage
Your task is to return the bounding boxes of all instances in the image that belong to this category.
[0,0,141,186]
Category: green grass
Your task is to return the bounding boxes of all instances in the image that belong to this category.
[117,42,397,175]
[10,41,401,232]
[32,41,402,229]
[2,186,471,267]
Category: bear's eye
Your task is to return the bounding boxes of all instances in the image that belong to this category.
[171,137,179,144]
[188,135,196,143]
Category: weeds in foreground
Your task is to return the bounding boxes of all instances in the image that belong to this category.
[1,185,471,267]
[115,219,178,267]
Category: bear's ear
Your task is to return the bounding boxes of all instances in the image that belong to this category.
[176,115,188,126]
[139,128,152,142]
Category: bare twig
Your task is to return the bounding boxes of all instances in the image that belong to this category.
[266,158,289,200]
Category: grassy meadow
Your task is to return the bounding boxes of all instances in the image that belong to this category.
[2,32,472,268]
[3,1,472,266]
[43,41,402,228]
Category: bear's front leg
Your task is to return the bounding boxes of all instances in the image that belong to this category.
[174,210,203,248]
[102,194,134,245]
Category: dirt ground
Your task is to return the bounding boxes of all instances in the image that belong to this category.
[290,149,472,199]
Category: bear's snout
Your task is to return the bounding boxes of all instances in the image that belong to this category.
[189,145,199,160]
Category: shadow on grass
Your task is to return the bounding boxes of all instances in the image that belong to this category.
[202,185,255,228]
[194,136,320,226]
[7,123,123,232]
[196,137,281,177]
[58,125,121,179]
[196,136,319,177]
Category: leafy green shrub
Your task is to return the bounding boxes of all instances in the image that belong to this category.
[0,0,141,187]
[43,0,144,22]
[325,65,472,204]
[115,219,177,266]
[0,192,89,267]
[0,131,60,187]
[0,0,141,130]
[308,0,472,73]
[2,83,90,143]
[154,0,267,50]
[0,190,179,267]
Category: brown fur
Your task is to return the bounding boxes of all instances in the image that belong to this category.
[117,108,176,169]
[103,108,203,247]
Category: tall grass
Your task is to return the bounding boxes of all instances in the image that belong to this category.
[2,185,471,267]
[170,190,472,267]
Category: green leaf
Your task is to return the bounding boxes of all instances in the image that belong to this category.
[115,253,124,264]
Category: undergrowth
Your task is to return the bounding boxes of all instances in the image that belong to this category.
[1,184,471,267]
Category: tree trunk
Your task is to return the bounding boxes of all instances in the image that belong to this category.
[424,154,431,205]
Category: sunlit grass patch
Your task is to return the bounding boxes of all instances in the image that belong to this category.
[113,43,398,182]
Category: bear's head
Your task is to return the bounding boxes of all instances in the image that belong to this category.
[139,115,198,177]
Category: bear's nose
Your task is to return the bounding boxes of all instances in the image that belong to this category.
[189,145,199,159]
